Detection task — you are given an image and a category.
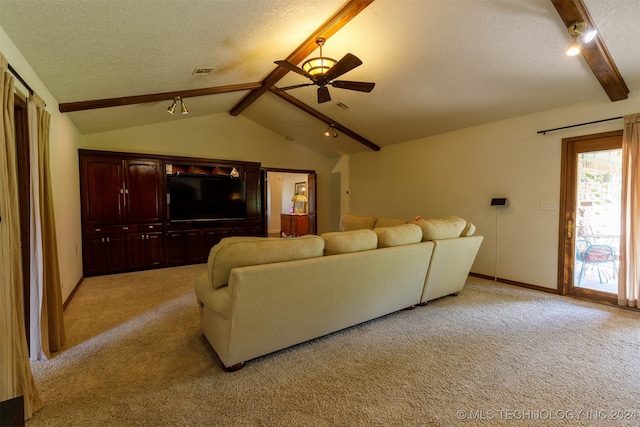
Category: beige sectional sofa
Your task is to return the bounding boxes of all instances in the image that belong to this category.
[195,215,482,370]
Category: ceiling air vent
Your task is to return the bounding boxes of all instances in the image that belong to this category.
[192,68,213,76]
[334,101,350,111]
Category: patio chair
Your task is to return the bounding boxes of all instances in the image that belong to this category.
[575,239,617,286]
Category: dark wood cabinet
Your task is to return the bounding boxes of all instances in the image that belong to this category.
[82,226,127,276]
[127,231,164,270]
[280,214,309,237]
[81,157,124,224]
[124,160,164,223]
[80,151,166,276]
[81,155,163,225]
[80,150,263,276]
[167,230,202,266]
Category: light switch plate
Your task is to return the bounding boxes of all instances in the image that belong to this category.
[541,201,557,211]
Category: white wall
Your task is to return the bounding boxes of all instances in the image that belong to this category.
[347,93,640,289]
[1,25,84,302]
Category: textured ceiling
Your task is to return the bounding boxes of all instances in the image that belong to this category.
[1,0,638,157]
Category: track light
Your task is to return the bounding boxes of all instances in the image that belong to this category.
[566,21,597,56]
[167,96,188,115]
[324,124,338,138]
[167,99,177,114]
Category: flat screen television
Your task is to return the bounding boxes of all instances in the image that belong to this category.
[167,174,247,221]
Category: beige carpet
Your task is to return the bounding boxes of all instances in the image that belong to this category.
[27,265,640,426]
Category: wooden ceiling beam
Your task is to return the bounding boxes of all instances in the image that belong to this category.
[58,82,262,113]
[271,89,379,152]
[229,0,375,116]
[550,0,629,102]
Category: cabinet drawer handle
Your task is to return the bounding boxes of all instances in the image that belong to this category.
[123,226,129,230]
[95,228,101,232]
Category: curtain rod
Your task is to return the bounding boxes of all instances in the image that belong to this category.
[537,116,623,135]
[7,63,34,95]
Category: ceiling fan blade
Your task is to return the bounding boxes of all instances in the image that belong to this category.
[272,83,315,92]
[274,60,312,78]
[324,53,362,81]
[317,86,331,103]
[331,80,375,92]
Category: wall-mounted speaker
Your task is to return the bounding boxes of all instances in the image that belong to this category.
[491,198,509,206]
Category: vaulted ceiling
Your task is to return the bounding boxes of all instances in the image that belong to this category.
[1,0,638,158]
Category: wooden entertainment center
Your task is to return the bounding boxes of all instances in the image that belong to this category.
[79,149,262,276]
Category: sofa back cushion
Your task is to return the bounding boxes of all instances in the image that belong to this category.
[461,221,476,236]
[415,216,468,241]
[374,224,423,248]
[207,235,325,289]
[339,214,376,232]
[321,229,378,255]
[374,217,409,228]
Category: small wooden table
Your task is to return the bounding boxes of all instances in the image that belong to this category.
[280,214,309,237]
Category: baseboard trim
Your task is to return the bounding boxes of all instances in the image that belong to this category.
[63,276,84,311]
[468,272,559,294]
[468,272,639,313]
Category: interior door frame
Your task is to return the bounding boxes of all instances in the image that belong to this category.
[261,167,317,236]
[558,129,622,305]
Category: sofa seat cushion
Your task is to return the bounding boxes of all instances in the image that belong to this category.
[207,235,325,289]
[339,214,376,232]
[374,224,422,248]
[321,229,378,255]
[415,216,468,241]
[374,217,409,228]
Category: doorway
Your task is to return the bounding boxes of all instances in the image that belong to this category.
[262,169,317,237]
[559,130,622,305]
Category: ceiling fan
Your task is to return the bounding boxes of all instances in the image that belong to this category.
[274,38,375,104]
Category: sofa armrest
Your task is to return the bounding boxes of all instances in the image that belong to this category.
[195,273,232,319]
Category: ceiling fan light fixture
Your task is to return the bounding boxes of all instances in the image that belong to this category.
[302,57,337,76]
[302,38,337,76]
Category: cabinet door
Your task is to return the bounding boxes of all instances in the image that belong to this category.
[83,235,108,276]
[167,230,201,266]
[145,233,165,268]
[108,234,127,273]
[81,156,124,224]
[127,233,146,271]
[125,159,164,223]
[82,234,127,275]
[166,231,186,266]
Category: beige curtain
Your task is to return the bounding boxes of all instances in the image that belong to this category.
[618,113,640,308]
[0,54,43,419]
[30,94,65,356]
